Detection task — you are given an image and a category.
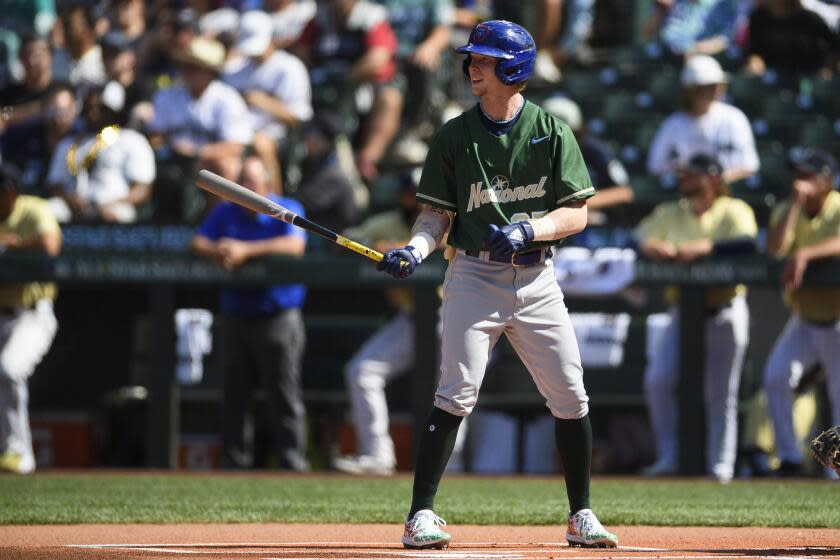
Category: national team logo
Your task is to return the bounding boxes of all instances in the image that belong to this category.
[466,175,548,212]
[490,175,509,197]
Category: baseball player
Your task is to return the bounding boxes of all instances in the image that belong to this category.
[376,20,618,549]
[0,163,62,474]
[764,149,840,477]
[635,153,757,483]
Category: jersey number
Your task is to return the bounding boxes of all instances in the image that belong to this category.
[510,211,548,223]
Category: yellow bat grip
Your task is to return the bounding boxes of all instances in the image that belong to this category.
[335,236,384,262]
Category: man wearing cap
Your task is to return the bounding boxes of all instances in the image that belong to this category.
[635,152,757,482]
[764,148,840,477]
[46,84,155,223]
[146,36,253,220]
[648,55,759,184]
[224,10,313,193]
[0,163,62,474]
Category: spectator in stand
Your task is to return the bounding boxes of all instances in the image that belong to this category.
[636,152,757,483]
[764,148,840,477]
[0,33,55,130]
[144,36,253,219]
[296,0,400,182]
[55,3,107,89]
[682,0,753,58]
[376,0,453,164]
[0,83,79,197]
[746,0,839,77]
[190,155,309,472]
[225,10,313,193]
[105,0,154,63]
[542,96,634,223]
[47,86,155,223]
[648,55,759,184]
[264,0,317,49]
[0,0,56,88]
[292,116,359,235]
[532,0,595,83]
[0,163,62,475]
[100,31,154,128]
[141,8,199,85]
[644,0,723,55]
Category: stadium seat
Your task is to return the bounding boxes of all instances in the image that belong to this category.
[560,70,605,116]
[641,67,680,111]
[744,141,791,196]
[798,119,840,153]
[726,74,778,118]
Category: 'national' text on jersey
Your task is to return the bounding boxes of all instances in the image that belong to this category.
[466,176,548,212]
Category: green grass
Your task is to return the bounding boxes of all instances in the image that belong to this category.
[0,474,838,527]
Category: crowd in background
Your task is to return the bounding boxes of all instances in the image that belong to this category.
[2,0,840,478]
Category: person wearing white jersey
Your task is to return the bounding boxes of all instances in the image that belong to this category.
[647,55,759,184]
[47,86,155,223]
[225,10,314,192]
[764,149,840,478]
[636,152,757,483]
[146,37,253,195]
[0,164,61,474]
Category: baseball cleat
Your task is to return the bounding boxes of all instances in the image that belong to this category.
[566,509,618,548]
[0,451,35,475]
[402,509,451,549]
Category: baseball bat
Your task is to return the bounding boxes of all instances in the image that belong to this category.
[195,169,385,263]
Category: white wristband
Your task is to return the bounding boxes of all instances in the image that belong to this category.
[408,232,436,259]
[528,216,558,241]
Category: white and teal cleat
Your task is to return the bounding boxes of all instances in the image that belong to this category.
[402,509,451,549]
[566,508,619,548]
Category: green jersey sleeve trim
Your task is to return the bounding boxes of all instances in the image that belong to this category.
[556,186,595,206]
[417,192,458,209]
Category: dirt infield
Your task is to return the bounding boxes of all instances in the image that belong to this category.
[1,524,838,560]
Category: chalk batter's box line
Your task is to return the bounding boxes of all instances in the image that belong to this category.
[65,543,824,560]
[67,542,665,550]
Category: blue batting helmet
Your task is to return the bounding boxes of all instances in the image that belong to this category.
[456,20,536,85]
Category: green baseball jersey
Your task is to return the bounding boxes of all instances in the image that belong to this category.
[417,100,594,251]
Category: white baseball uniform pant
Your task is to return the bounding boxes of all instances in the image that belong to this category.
[763,315,840,463]
[344,312,467,468]
[435,251,589,420]
[0,300,58,469]
[644,296,749,480]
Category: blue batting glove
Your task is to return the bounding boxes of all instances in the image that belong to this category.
[376,245,422,279]
[486,221,535,261]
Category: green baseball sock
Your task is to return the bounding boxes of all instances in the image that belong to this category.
[554,414,592,515]
[408,406,464,518]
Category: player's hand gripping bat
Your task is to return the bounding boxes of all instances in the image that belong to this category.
[195,169,387,263]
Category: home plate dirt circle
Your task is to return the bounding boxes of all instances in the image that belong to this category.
[1,524,838,560]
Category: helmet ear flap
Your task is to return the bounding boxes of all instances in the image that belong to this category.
[462,54,471,79]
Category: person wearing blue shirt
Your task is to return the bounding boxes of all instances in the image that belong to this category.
[190,155,309,472]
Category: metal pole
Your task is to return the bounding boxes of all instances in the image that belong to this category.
[677,286,707,475]
[147,285,179,468]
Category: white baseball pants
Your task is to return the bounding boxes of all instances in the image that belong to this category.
[763,315,840,463]
[0,300,58,468]
[435,252,588,420]
[644,296,749,480]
